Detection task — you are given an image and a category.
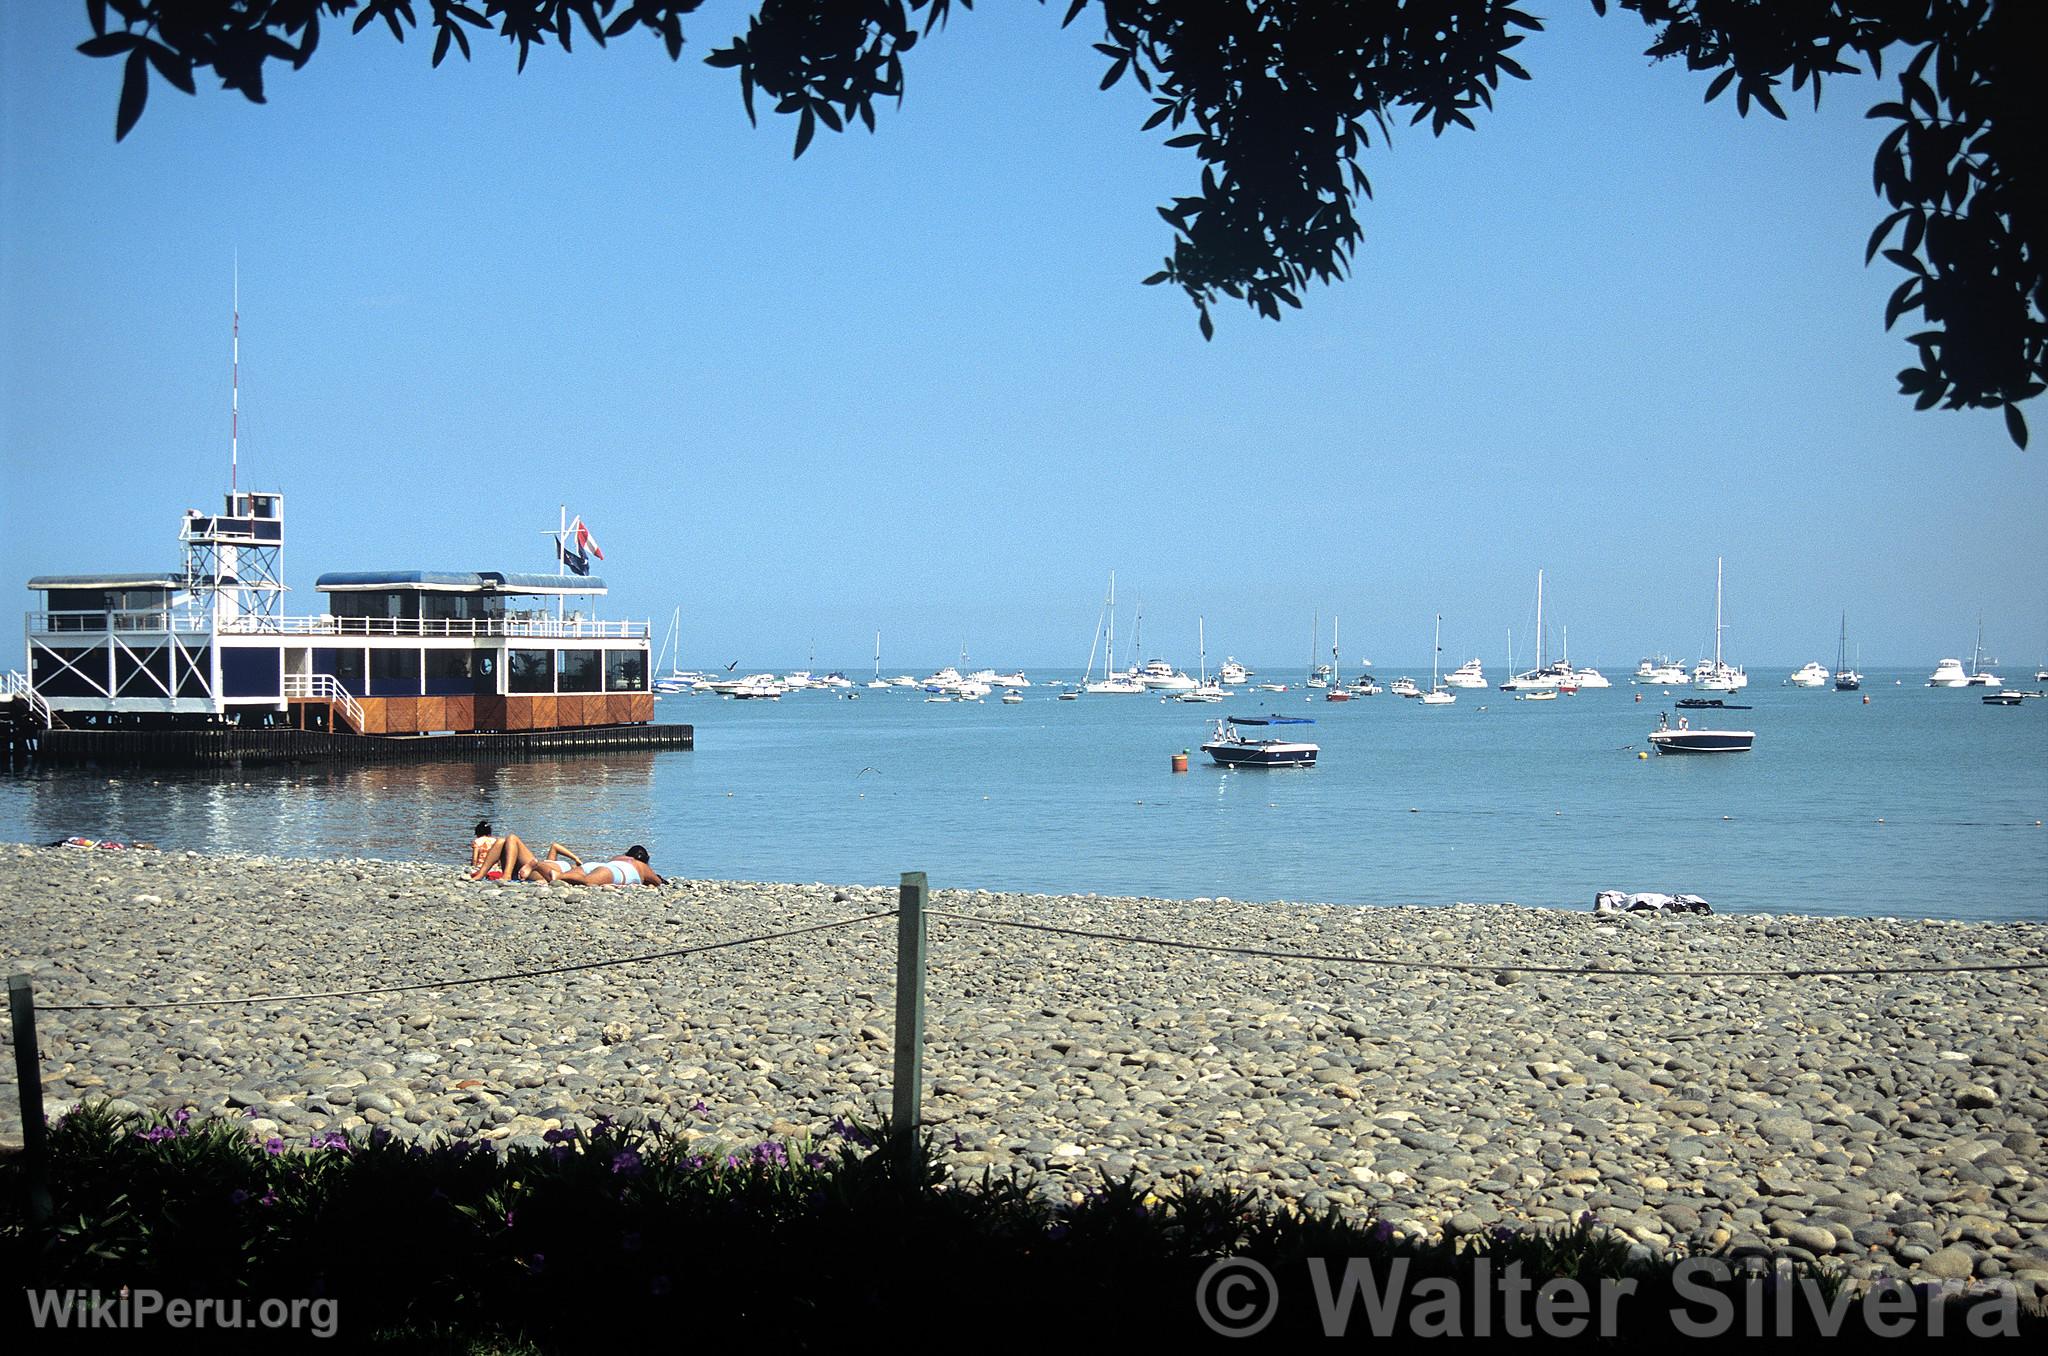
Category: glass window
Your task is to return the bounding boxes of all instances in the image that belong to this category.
[557,649,602,693]
[606,649,648,692]
[424,649,475,680]
[370,648,420,681]
[508,649,553,694]
[329,648,365,695]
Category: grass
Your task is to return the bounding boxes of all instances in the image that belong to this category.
[0,1101,2034,1346]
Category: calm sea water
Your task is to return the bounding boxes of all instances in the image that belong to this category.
[3,671,2043,921]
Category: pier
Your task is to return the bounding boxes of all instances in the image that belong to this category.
[29,722,693,767]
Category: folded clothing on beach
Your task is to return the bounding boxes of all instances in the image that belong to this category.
[1594,890,1711,916]
[54,837,157,851]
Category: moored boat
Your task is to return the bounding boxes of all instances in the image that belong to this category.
[1201,714,1319,768]
[1649,710,1753,754]
[1787,661,1830,688]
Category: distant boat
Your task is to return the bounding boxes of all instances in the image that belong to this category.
[1833,612,1861,690]
[1082,572,1145,694]
[867,631,891,689]
[1001,690,1024,704]
[1201,714,1319,768]
[1444,657,1487,689]
[1389,676,1420,699]
[1218,658,1251,685]
[1499,570,1561,691]
[1787,661,1830,688]
[1634,655,1690,685]
[1176,617,1226,702]
[1927,657,1968,687]
[1964,615,2002,688]
[1254,682,1288,693]
[1649,709,1753,754]
[1420,614,1456,704]
[1324,617,1352,700]
[1515,689,1557,702]
[1691,558,1748,692]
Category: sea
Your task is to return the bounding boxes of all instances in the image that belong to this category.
[3,670,2043,922]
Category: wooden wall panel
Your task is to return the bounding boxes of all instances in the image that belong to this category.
[355,698,387,736]
[473,695,506,731]
[629,693,654,724]
[385,697,419,733]
[442,696,474,731]
[531,695,558,729]
[503,696,533,731]
[602,694,629,725]
[555,694,585,728]
[416,697,447,732]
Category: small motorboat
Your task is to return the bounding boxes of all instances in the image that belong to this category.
[1201,714,1319,768]
[1982,690,2025,706]
[1649,711,1754,754]
[1515,690,1558,702]
[1676,697,1751,710]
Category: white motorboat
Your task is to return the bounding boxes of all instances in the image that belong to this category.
[1515,689,1558,702]
[1649,710,1753,754]
[1927,658,1968,687]
[1218,658,1251,685]
[1001,690,1023,704]
[1255,682,1288,693]
[815,672,853,689]
[1390,676,1420,698]
[1139,658,1198,692]
[1348,673,1381,696]
[782,670,813,690]
[1444,657,1487,689]
[988,671,1031,688]
[725,673,786,699]
[1787,661,1830,688]
[1691,558,1748,692]
[889,675,921,688]
[1570,667,1611,689]
[1633,656,1691,685]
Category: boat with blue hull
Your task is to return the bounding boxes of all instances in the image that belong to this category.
[1201,714,1319,768]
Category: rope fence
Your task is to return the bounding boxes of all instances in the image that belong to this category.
[7,874,2045,1229]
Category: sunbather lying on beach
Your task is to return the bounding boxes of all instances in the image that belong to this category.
[468,835,663,886]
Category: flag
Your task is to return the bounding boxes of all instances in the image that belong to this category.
[557,534,590,577]
[571,516,604,562]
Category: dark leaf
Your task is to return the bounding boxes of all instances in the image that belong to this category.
[1198,307,1214,341]
[433,24,451,66]
[142,41,195,94]
[2005,404,2028,450]
[1703,69,1734,104]
[794,103,815,159]
[77,33,138,58]
[114,47,146,141]
[1141,270,1169,286]
[1865,207,1910,264]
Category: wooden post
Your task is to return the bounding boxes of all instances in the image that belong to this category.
[8,973,53,1226]
[892,872,928,1138]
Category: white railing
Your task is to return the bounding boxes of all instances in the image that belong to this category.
[2,671,53,728]
[219,615,650,640]
[28,610,212,635]
[283,673,365,733]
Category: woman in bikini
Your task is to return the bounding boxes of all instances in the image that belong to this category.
[469,835,662,886]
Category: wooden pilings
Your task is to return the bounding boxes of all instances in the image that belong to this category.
[33,723,694,768]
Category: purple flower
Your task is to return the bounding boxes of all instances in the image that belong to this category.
[611,1150,643,1176]
[136,1126,175,1144]
[804,1151,828,1170]
[690,1101,709,1115]
[308,1131,348,1152]
[259,1190,279,1207]
[752,1141,788,1167]
[229,1188,250,1206]
[173,1107,193,1126]
[1370,1220,1396,1243]
[504,1210,517,1229]
[368,1126,392,1148]
[724,1153,744,1170]
[684,1154,706,1170]
[263,1137,285,1156]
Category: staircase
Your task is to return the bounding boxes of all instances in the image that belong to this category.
[283,673,365,734]
[1,671,53,757]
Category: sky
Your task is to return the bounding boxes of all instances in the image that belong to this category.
[2,2,2042,675]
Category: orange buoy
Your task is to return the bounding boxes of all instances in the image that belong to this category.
[1171,752,1189,773]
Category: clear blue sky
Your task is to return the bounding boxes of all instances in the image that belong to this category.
[3,3,2041,674]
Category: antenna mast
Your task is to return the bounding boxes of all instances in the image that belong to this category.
[231,255,240,495]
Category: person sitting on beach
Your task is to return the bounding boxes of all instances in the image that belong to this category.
[470,821,502,877]
[469,835,663,886]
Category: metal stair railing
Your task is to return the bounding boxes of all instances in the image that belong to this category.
[3,671,54,729]
[283,673,365,734]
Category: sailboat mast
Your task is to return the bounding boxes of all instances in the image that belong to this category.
[1433,614,1441,688]
[1714,556,1724,667]
[874,630,881,682]
[1198,615,1207,685]
[1107,572,1116,678]
[1332,615,1340,679]
[1309,611,1318,683]
[1535,569,1545,670]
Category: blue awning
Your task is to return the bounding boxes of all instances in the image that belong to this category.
[29,573,185,591]
[1227,714,1315,725]
[314,571,607,596]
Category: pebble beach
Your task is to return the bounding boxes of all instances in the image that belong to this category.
[3,844,2045,1295]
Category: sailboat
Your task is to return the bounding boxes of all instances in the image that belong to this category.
[1832,612,1861,690]
[866,632,890,689]
[1084,572,1145,694]
[1691,558,1748,692]
[650,607,698,693]
[1177,617,1226,701]
[1306,612,1329,688]
[1324,616,1353,701]
[1964,615,2003,688]
[1499,571,1560,690]
[1421,614,1456,704]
